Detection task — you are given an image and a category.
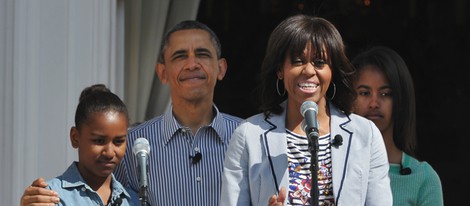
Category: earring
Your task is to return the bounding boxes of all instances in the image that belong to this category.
[328,82,336,100]
[276,78,286,96]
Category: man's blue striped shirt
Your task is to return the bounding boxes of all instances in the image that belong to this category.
[115,105,242,206]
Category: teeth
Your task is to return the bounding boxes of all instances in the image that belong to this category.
[298,83,318,88]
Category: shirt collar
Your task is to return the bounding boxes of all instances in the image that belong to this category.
[161,104,227,145]
[60,162,131,199]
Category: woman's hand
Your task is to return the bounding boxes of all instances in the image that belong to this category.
[268,187,286,206]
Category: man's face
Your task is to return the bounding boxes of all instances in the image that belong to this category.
[157,29,227,104]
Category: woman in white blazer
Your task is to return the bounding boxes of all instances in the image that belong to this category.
[220,15,392,206]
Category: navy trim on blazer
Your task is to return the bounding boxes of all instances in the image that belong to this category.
[262,102,355,204]
[335,114,353,205]
[263,115,280,194]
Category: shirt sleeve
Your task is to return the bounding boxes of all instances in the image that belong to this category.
[417,163,444,206]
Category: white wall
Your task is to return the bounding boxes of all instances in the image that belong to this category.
[0,0,124,205]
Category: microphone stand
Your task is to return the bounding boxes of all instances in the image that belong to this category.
[133,137,151,206]
[137,151,149,206]
[306,127,319,206]
[139,186,148,206]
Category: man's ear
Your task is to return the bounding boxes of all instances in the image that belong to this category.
[216,58,228,80]
[156,63,168,84]
[70,127,79,148]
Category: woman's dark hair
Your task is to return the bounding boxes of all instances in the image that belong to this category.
[352,46,417,157]
[259,14,355,116]
[157,20,222,64]
[74,84,129,129]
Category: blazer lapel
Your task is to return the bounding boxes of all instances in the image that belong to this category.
[329,103,353,203]
[262,102,354,200]
[262,105,289,194]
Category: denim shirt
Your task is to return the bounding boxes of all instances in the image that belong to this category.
[46,162,139,206]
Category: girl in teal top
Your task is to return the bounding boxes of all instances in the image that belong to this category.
[352,46,443,206]
[389,152,443,205]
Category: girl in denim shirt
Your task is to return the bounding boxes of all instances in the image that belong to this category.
[44,84,138,206]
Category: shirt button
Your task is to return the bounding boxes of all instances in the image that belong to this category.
[181,127,190,133]
[81,187,86,192]
[194,147,200,152]
[196,176,202,182]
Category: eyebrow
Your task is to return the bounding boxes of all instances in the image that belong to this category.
[194,47,213,58]
[170,49,187,60]
[356,85,371,90]
[90,131,127,138]
[170,47,213,57]
[356,84,391,90]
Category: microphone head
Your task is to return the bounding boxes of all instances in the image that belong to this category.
[300,101,318,117]
[133,137,150,155]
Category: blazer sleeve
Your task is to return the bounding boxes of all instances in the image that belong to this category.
[365,121,393,206]
[220,122,252,206]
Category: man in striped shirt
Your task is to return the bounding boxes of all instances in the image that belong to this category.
[114,20,243,205]
[20,20,242,206]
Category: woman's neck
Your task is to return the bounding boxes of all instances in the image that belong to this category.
[286,99,330,136]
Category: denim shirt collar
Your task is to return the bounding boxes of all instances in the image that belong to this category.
[61,162,131,202]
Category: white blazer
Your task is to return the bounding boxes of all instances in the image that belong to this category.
[220,102,392,206]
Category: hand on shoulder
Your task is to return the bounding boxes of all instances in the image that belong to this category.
[20,177,60,206]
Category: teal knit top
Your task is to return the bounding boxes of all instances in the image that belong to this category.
[389,153,444,206]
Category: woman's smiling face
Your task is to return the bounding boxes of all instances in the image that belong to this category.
[279,45,332,107]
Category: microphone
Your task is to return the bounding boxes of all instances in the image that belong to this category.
[332,135,343,147]
[132,138,150,206]
[400,163,412,175]
[190,152,202,164]
[111,195,123,206]
[300,101,319,139]
[300,100,320,206]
